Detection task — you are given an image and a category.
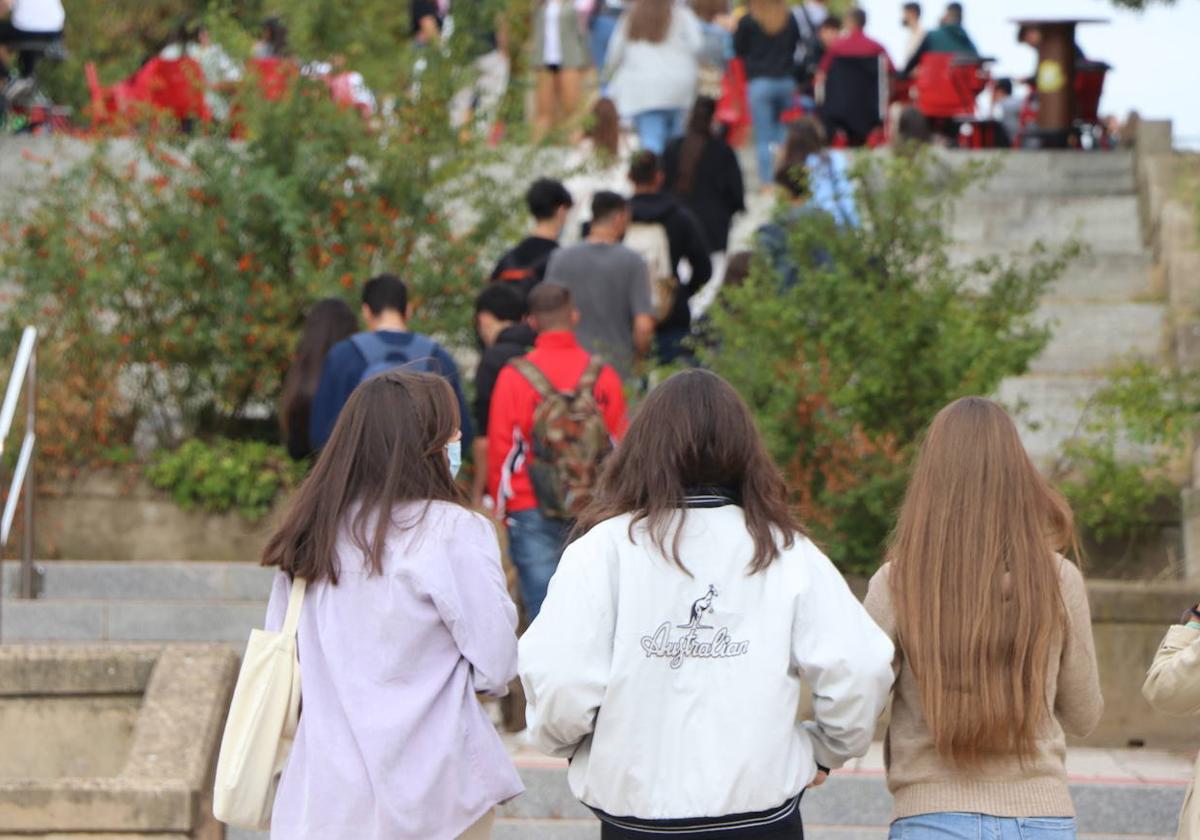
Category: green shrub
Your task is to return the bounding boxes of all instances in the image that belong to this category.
[701,150,1076,574]
[146,438,306,520]
[1055,359,1199,544]
[2,6,540,462]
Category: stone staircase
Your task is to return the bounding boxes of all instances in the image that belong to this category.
[728,149,1167,467]
[1,560,272,644]
[958,151,1167,465]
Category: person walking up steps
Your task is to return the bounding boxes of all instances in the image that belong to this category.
[735,0,800,189]
[865,397,1103,840]
[262,370,522,840]
[308,274,472,453]
[544,191,656,380]
[520,369,894,840]
[487,284,628,621]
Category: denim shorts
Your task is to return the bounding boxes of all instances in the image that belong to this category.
[890,813,1077,840]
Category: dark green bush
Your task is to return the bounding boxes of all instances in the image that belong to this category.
[146,438,305,519]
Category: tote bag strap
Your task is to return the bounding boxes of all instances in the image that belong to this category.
[282,576,307,638]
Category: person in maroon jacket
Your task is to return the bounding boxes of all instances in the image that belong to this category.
[486,284,628,620]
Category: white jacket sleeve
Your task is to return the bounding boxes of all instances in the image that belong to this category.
[518,538,615,758]
[794,543,896,769]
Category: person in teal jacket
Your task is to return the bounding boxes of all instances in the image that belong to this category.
[902,1,978,76]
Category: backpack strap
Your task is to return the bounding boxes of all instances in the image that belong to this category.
[352,331,438,373]
[350,332,392,369]
[577,355,606,394]
[511,357,556,398]
[405,333,438,372]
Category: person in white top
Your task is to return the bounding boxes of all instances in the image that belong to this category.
[604,0,703,154]
[519,369,895,840]
[0,0,64,79]
[900,2,925,67]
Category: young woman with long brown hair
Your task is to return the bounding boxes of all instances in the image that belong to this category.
[279,298,358,461]
[604,0,703,153]
[520,369,894,840]
[865,397,1103,840]
[663,95,745,259]
[734,0,800,189]
[261,370,522,840]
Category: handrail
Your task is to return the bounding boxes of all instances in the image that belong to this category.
[0,326,38,641]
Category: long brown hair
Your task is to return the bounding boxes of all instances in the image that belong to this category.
[588,97,621,158]
[627,0,673,43]
[279,298,358,447]
[690,0,728,22]
[672,96,717,196]
[263,370,465,583]
[575,369,802,573]
[748,0,791,36]
[889,397,1077,766]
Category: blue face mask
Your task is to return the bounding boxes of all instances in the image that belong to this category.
[445,439,462,480]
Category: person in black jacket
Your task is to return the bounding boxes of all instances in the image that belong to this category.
[491,178,574,300]
[472,284,537,505]
[627,150,713,365]
[734,0,800,189]
[663,96,745,258]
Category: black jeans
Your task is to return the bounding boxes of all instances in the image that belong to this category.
[0,22,62,77]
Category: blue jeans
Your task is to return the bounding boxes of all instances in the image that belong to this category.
[506,508,570,621]
[590,12,619,77]
[747,76,796,186]
[891,813,1078,840]
[634,108,686,155]
[656,325,695,366]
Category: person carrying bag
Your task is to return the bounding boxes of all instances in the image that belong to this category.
[213,576,306,830]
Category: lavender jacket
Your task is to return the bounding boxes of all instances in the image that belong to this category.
[264,502,524,840]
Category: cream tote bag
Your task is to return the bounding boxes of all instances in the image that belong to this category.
[213,575,306,830]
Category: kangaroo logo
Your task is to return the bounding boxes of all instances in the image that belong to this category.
[678,584,718,630]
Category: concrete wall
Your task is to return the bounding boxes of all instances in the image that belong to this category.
[0,696,140,778]
[0,644,237,839]
[36,472,278,563]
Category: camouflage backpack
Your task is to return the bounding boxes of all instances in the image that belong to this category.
[510,356,614,520]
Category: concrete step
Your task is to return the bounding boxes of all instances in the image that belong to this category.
[997,375,1108,466]
[955,249,1155,304]
[0,596,265,643]
[1,559,274,601]
[1028,302,1168,376]
[950,195,1143,252]
[957,150,1136,197]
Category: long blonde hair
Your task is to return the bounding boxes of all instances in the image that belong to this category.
[627,0,673,43]
[748,0,791,36]
[889,397,1077,766]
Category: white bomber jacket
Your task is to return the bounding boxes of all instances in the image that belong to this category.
[518,501,896,822]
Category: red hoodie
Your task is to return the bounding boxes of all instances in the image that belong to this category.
[486,331,628,515]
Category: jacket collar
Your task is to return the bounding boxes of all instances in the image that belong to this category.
[534,330,581,351]
[682,486,740,509]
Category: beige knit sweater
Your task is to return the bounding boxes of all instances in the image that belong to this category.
[864,558,1104,820]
